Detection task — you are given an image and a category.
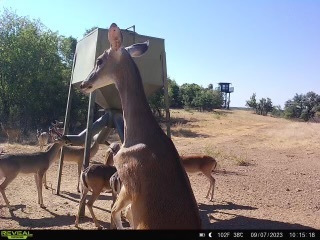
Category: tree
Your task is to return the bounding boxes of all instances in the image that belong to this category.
[284,92,320,121]
[180,83,202,108]
[148,87,164,118]
[246,94,273,116]
[167,77,182,108]
[0,8,85,134]
[193,89,223,111]
[245,93,257,110]
[271,105,283,117]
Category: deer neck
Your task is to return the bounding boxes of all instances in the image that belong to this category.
[89,129,107,157]
[90,139,99,158]
[46,142,64,164]
[115,56,163,146]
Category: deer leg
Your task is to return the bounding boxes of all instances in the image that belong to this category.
[77,163,82,193]
[205,174,215,202]
[34,174,40,204]
[0,174,17,210]
[125,203,133,228]
[111,186,131,230]
[37,171,46,208]
[43,172,48,189]
[75,187,89,228]
[86,189,103,229]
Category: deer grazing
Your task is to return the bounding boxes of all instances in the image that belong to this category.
[43,127,110,192]
[75,143,118,229]
[0,122,21,143]
[0,135,71,210]
[37,129,50,151]
[80,23,201,229]
[181,155,217,202]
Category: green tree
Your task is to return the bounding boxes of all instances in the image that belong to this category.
[180,83,202,108]
[0,8,84,135]
[284,92,320,121]
[193,89,223,111]
[167,77,182,108]
[245,93,257,110]
[148,87,164,118]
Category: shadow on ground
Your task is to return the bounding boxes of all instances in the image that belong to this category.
[0,205,115,229]
[1,201,315,230]
[171,129,210,138]
[199,202,316,230]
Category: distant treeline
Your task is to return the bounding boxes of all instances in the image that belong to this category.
[148,80,224,117]
[245,92,320,121]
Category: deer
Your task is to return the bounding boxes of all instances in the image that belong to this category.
[43,127,110,192]
[108,145,216,228]
[75,143,118,229]
[180,155,217,202]
[0,122,21,143]
[48,120,64,143]
[80,23,201,229]
[0,135,71,210]
[109,170,134,229]
[37,129,50,151]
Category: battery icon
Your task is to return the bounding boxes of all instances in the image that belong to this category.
[199,233,206,237]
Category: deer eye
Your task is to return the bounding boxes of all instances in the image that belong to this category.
[97,58,103,66]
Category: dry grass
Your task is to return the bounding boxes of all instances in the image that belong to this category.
[1,109,320,230]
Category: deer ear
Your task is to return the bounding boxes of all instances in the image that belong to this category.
[108,23,123,51]
[125,40,149,58]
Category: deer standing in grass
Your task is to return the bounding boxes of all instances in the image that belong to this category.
[80,23,201,229]
[74,143,119,229]
[0,136,71,210]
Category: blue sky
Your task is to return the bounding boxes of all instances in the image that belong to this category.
[1,0,319,108]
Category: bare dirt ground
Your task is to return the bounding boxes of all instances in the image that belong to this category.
[0,109,319,230]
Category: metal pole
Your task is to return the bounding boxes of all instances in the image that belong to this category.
[161,51,171,138]
[64,111,111,146]
[56,53,76,195]
[79,91,96,217]
[112,110,124,143]
[133,25,136,43]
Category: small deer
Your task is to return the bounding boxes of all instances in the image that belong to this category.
[75,144,118,229]
[181,155,217,202]
[37,129,50,151]
[0,135,71,210]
